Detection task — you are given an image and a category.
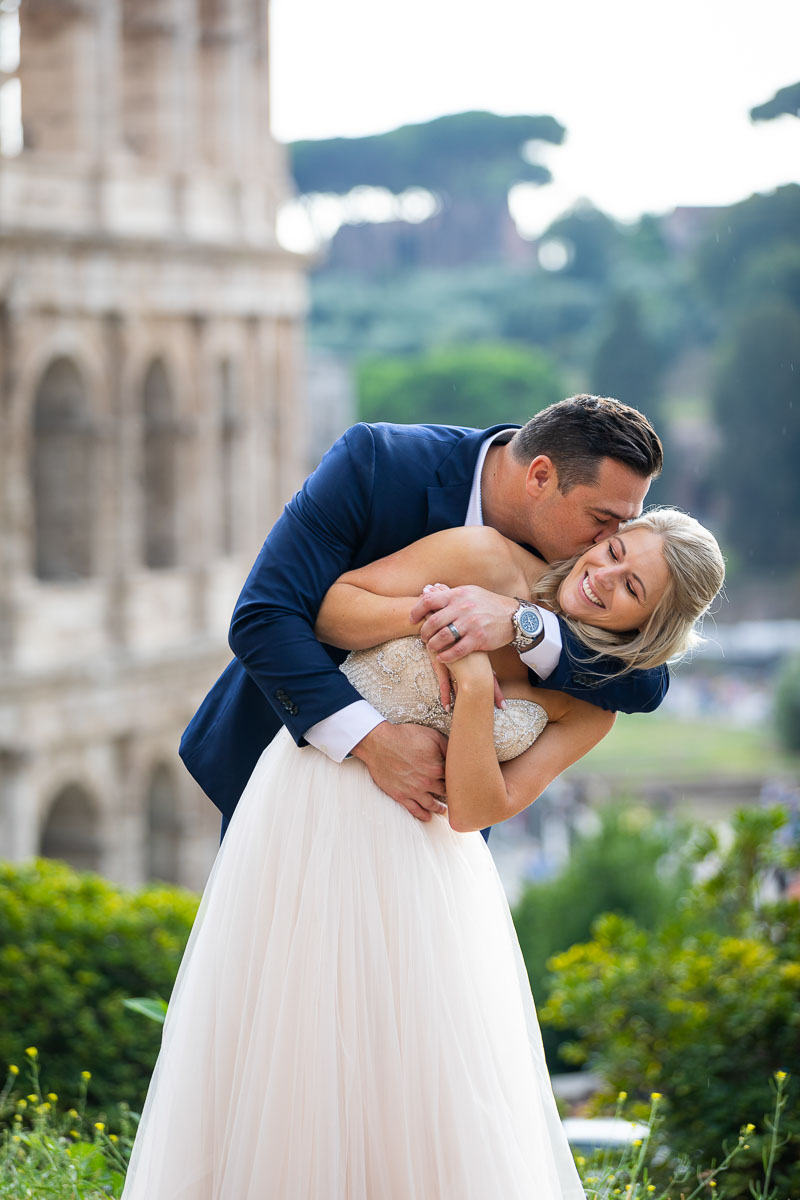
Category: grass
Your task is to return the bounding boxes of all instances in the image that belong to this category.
[0,1055,793,1199]
[566,713,800,783]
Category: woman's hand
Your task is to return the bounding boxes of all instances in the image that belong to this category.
[420,585,504,710]
[426,637,493,705]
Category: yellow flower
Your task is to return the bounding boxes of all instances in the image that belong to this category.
[13,1114,22,1124]
[25,1046,37,1059]
[26,1094,38,1103]
[633,1138,643,1146]
[16,1099,27,1110]
[8,1064,19,1076]
[709,1182,717,1189]
[11,1135,20,1144]
[744,1123,755,1134]
[617,1090,628,1102]
[109,1134,119,1143]
[576,1155,586,1166]
[68,1108,78,1118]
[81,1070,91,1082]
[69,1129,80,1139]
[650,1091,663,1101]
[94,1122,105,1132]
[47,1092,57,1101]
[648,1188,656,1193]
[775,1070,787,1083]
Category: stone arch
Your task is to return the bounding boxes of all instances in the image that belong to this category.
[142,358,179,568]
[145,762,181,883]
[31,356,96,580]
[39,783,101,872]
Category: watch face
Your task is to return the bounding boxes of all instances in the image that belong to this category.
[518,608,542,637]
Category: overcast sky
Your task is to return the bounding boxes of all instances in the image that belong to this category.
[270,0,799,235]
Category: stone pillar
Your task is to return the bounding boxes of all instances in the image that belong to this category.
[197,0,242,172]
[275,317,307,504]
[184,315,213,633]
[0,749,35,859]
[119,1,181,164]
[103,312,129,647]
[19,0,98,159]
[0,299,13,662]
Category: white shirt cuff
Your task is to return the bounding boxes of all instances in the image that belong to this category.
[519,607,562,681]
[304,701,386,762]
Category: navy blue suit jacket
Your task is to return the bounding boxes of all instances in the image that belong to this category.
[180,422,668,825]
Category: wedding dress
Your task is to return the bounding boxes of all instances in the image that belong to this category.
[121,638,585,1200]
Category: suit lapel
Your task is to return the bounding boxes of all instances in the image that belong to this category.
[423,423,519,536]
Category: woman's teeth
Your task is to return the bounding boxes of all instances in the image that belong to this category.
[582,574,603,607]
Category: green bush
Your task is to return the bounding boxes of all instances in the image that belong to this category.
[0,859,197,1114]
[542,808,800,1199]
[512,805,691,1070]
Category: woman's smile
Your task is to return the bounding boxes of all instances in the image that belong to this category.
[580,572,604,609]
[559,527,671,631]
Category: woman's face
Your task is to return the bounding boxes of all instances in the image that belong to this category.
[558,527,670,632]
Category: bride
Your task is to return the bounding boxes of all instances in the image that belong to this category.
[121,508,724,1200]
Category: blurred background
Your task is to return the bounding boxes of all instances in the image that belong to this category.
[0,3,798,1191]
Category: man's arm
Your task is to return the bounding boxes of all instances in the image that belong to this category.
[534,626,669,714]
[227,423,447,818]
[410,585,669,714]
[228,423,376,737]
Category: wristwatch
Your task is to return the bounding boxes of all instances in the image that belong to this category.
[510,599,545,653]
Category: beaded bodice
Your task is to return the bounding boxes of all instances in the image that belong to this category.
[340,637,547,763]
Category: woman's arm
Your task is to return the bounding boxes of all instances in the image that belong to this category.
[443,655,615,833]
[315,526,528,649]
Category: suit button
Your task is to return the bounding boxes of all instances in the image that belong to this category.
[275,688,297,713]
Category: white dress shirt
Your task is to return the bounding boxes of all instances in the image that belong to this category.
[304,430,563,761]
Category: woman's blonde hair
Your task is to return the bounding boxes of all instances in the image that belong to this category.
[530,507,725,674]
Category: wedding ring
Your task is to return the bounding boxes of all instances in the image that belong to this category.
[447,623,462,643]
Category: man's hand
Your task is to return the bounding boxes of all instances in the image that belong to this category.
[410,586,515,710]
[351,721,448,822]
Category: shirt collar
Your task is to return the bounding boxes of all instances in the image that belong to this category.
[464,429,514,527]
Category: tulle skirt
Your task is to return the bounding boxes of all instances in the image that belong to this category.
[121,731,584,1199]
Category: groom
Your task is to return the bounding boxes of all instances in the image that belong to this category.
[180,394,665,831]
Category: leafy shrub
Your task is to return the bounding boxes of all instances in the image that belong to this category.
[512,805,691,1069]
[0,859,197,1113]
[542,808,800,1199]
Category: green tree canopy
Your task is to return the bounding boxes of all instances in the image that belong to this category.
[357,341,565,428]
[290,110,565,200]
[590,292,663,424]
[694,184,800,302]
[711,298,800,568]
[541,203,626,283]
[750,81,800,121]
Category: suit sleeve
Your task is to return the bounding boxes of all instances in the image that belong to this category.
[533,620,669,714]
[228,423,380,746]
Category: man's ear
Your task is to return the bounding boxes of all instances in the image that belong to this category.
[525,455,559,498]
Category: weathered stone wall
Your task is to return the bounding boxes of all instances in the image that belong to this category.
[0,0,308,892]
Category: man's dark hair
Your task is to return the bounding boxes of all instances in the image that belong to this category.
[509,394,663,492]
